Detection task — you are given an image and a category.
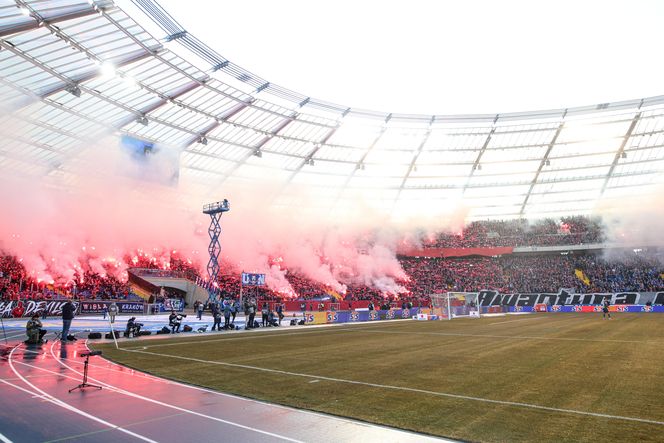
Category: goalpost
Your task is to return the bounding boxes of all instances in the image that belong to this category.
[430,292,481,320]
[145,303,160,315]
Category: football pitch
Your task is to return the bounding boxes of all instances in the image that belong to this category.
[95,313,664,442]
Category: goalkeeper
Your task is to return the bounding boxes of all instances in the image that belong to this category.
[602,298,612,319]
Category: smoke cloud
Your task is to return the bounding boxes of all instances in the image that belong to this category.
[0,111,448,297]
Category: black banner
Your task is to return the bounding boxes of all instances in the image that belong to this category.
[0,300,144,318]
[79,301,108,314]
[0,300,80,318]
[78,301,144,314]
[478,290,647,307]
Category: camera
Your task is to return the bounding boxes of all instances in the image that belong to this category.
[80,351,102,357]
[180,314,187,318]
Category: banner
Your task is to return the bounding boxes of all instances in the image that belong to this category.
[400,246,514,258]
[305,312,327,325]
[79,301,108,314]
[159,298,184,312]
[0,300,80,318]
[241,273,265,286]
[117,302,145,314]
[477,290,664,307]
[548,305,664,313]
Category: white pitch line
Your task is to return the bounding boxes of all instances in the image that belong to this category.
[488,317,544,325]
[124,348,664,427]
[0,431,13,443]
[93,346,449,439]
[8,346,159,443]
[346,328,663,344]
[48,342,304,443]
[118,320,412,350]
[122,326,363,350]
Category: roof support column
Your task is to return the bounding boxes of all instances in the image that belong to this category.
[519,119,566,216]
[599,110,642,197]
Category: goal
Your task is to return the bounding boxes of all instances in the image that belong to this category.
[144,303,160,315]
[430,292,481,320]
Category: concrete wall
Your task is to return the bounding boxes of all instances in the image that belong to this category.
[141,277,209,306]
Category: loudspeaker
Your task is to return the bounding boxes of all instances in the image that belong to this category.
[88,332,102,339]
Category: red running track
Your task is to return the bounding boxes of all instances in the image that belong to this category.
[0,339,451,443]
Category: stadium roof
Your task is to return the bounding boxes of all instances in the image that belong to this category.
[1,0,664,220]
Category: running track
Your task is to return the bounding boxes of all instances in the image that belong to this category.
[0,338,450,443]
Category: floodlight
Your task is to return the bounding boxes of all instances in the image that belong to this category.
[66,85,81,98]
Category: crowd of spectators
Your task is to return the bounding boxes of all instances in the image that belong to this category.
[423,216,605,248]
[2,214,661,309]
[400,251,664,295]
[198,250,663,309]
[0,254,161,302]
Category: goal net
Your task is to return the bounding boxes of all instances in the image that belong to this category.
[144,303,160,315]
[431,292,481,320]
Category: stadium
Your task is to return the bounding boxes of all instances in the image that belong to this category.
[0,0,663,442]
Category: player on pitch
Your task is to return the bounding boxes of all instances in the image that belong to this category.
[602,297,612,319]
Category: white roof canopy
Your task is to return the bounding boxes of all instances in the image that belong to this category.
[1,0,663,220]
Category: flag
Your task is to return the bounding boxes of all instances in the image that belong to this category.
[575,269,590,286]
[325,289,343,301]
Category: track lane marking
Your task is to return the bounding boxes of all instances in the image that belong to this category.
[47,341,303,442]
[8,345,158,443]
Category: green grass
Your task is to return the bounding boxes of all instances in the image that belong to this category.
[94,313,664,442]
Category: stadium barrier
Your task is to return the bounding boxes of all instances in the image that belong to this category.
[547,305,664,313]
[488,305,662,313]
[0,298,185,318]
[478,290,664,307]
[304,308,430,325]
[0,299,79,318]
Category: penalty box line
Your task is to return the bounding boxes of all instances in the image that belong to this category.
[123,348,664,427]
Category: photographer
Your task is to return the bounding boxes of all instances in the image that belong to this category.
[211,303,222,331]
[61,299,76,342]
[25,314,47,344]
[267,310,279,327]
[125,317,143,337]
[223,299,232,329]
[246,298,256,329]
[276,303,284,326]
[261,302,269,327]
[169,310,185,333]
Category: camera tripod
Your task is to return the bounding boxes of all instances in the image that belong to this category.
[69,353,102,393]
